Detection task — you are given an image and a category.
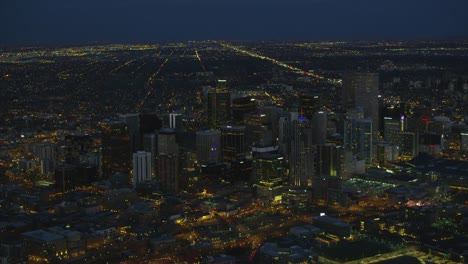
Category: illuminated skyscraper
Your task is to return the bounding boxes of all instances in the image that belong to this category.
[344,118,373,164]
[383,117,402,145]
[342,72,379,132]
[196,130,221,164]
[400,131,416,160]
[132,151,152,188]
[221,125,246,163]
[208,80,231,129]
[289,117,315,188]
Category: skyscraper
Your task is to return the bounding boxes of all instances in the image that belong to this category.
[157,129,179,193]
[311,111,327,145]
[158,128,178,155]
[208,80,231,129]
[101,121,132,179]
[344,118,373,164]
[196,130,221,165]
[220,125,246,163]
[342,72,379,132]
[119,113,140,152]
[231,96,257,123]
[383,117,402,145]
[289,117,315,188]
[299,93,321,119]
[315,143,341,177]
[133,151,152,188]
[143,133,157,177]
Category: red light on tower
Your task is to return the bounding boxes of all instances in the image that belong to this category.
[421,117,429,122]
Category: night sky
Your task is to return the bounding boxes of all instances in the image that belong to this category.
[1,0,467,45]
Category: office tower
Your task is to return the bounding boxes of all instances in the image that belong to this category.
[158,128,178,154]
[315,143,341,177]
[400,131,416,160]
[62,132,92,165]
[143,133,157,177]
[220,125,246,163]
[300,93,321,119]
[376,143,399,166]
[34,142,56,160]
[289,118,315,188]
[119,113,140,152]
[232,96,257,122]
[252,153,285,201]
[101,121,132,179]
[196,130,221,164]
[244,112,273,146]
[157,129,179,193]
[133,151,152,188]
[344,118,373,164]
[342,72,379,132]
[34,142,56,175]
[55,164,79,193]
[252,153,285,183]
[208,80,231,129]
[311,111,327,145]
[383,116,403,145]
[461,133,468,151]
[157,154,179,193]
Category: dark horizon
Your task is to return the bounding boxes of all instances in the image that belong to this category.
[2,0,467,47]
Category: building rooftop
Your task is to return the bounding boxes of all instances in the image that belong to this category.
[22,229,64,242]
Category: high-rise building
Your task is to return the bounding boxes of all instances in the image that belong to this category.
[119,113,140,152]
[300,93,321,119]
[400,131,416,160]
[289,118,315,188]
[158,128,178,155]
[100,121,132,179]
[344,118,373,164]
[252,153,285,183]
[208,80,231,129]
[461,133,468,151]
[54,164,79,193]
[33,142,56,175]
[220,125,246,163]
[158,154,179,193]
[311,111,327,145]
[232,96,257,122]
[196,130,221,165]
[315,143,341,177]
[143,133,157,177]
[133,151,152,188]
[383,116,402,145]
[157,129,179,193]
[376,143,399,166]
[342,72,379,132]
